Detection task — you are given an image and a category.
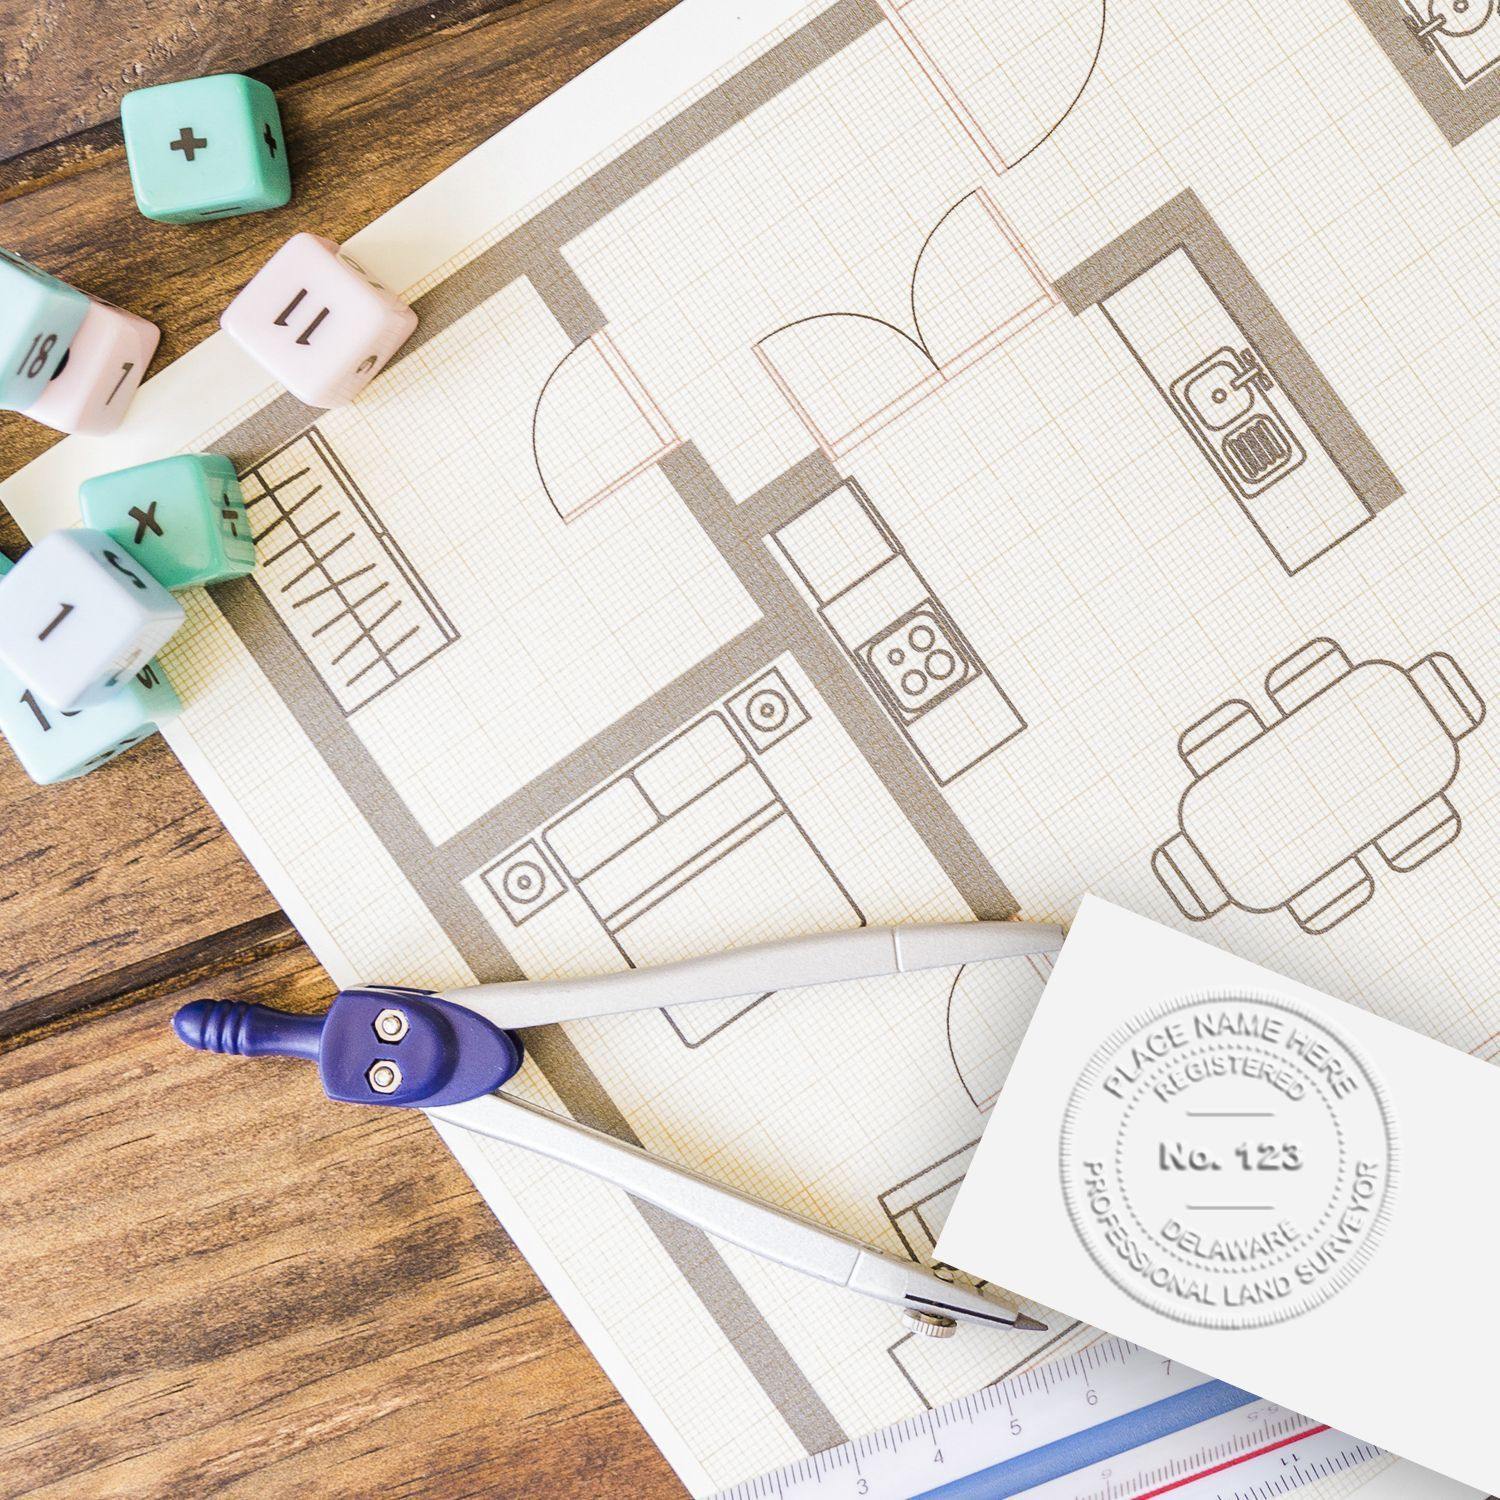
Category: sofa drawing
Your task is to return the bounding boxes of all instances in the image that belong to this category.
[1153,638,1484,934]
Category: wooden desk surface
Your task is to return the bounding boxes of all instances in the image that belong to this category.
[0,3,685,1494]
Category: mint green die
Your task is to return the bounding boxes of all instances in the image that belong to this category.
[0,557,180,784]
[0,248,88,410]
[80,454,256,590]
[121,74,290,224]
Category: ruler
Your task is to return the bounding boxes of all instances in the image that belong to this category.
[714,1339,1383,1500]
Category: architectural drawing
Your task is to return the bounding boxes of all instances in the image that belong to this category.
[772,477,1025,784]
[1056,192,1402,575]
[945,949,1051,1112]
[532,330,681,521]
[880,1140,980,1265]
[239,430,458,713]
[480,680,863,1048]
[12,0,1499,1489]
[878,1143,1089,1409]
[881,0,1107,173]
[756,189,1056,458]
[1347,0,1500,144]
[1155,639,1485,933]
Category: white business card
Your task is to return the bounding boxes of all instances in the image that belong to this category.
[936,897,1500,1494]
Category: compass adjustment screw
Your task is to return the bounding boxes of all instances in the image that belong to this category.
[901,1309,958,1338]
[367,1059,402,1094]
[372,1007,409,1043]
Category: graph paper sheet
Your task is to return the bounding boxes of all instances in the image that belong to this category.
[4,0,1498,1492]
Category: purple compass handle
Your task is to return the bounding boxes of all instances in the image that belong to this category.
[174,999,325,1060]
[173,988,524,1108]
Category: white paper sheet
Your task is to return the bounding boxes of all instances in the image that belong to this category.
[938,898,1500,1494]
[4,0,1499,1491]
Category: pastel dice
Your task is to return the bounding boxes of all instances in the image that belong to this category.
[0,554,179,784]
[81,454,255,589]
[0,248,88,411]
[220,233,417,406]
[23,297,160,435]
[0,529,183,711]
[121,73,291,224]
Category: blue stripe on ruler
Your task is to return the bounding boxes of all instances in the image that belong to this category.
[914,1379,1258,1500]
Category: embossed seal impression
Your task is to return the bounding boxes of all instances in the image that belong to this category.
[1060,988,1397,1329]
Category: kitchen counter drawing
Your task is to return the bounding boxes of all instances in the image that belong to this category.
[772,477,1025,784]
[1347,0,1500,144]
[1056,191,1402,575]
[1155,638,1485,934]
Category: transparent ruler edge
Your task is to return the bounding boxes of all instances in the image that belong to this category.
[713,1338,1384,1500]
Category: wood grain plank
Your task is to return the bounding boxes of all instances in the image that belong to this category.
[0,716,282,1039]
[0,941,683,1498]
[0,0,423,161]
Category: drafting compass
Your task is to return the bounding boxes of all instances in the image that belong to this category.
[175,921,1063,1336]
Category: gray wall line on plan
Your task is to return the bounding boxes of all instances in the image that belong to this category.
[658,443,1019,923]
[210,569,850,1453]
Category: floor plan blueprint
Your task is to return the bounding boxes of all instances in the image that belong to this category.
[4,0,1498,1493]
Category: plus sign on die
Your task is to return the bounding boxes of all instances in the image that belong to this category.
[121,74,291,223]
[0,530,184,712]
[80,454,254,589]
[221,233,418,407]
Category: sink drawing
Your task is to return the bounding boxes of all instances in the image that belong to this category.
[1402,0,1500,86]
[1154,638,1485,934]
[1169,346,1306,497]
[1064,196,1402,575]
[1349,0,1500,147]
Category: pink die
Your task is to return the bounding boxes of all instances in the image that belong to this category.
[220,232,418,407]
[24,298,160,435]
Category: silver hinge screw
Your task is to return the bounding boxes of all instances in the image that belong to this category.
[373,1007,409,1043]
[367,1059,403,1094]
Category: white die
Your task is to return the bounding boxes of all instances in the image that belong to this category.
[0,529,184,711]
[23,297,160,435]
[219,232,418,407]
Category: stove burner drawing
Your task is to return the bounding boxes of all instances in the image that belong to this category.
[483,839,568,926]
[480,676,862,1047]
[240,429,458,714]
[1154,638,1485,935]
[773,478,1024,784]
[724,667,811,753]
[863,608,977,721]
